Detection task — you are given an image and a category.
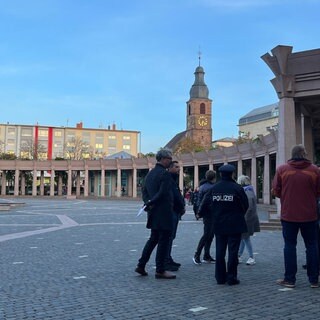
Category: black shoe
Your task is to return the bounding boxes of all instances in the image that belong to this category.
[193,255,202,265]
[170,260,181,267]
[302,264,307,270]
[203,256,216,263]
[135,266,148,276]
[228,279,240,286]
[165,264,179,271]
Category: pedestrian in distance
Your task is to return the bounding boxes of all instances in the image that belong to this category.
[198,164,248,285]
[237,175,260,266]
[193,170,216,265]
[272,144,320,288]
[165,160,185,271]
[135,149,176,279]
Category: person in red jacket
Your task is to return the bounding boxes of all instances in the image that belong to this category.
[272,144,320,288]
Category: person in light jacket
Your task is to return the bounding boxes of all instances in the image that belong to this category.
[237,175,260,266]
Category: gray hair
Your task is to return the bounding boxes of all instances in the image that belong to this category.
[291,144,306,159]
[237,175,251,186]
[156,149,173,161]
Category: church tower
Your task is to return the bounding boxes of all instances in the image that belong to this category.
[186,61,212,149]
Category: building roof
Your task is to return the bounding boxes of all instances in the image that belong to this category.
[164,131,187,150]
[239,102,279,125]
[104,151,135,159]
[189,65,210,99]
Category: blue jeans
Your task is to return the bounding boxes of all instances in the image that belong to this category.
[281,220,319,284]
[239,238,253,258]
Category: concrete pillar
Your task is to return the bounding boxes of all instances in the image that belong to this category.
[132,167,137,198]
[14,169,19,196]
[237,159,243,177]
[263,153,271,204]
[101,168,105,197]
[251,156,257,195]
[21,172,26,196]
[1,171,6,195]
[50,169,55,196]
[117,168,121,197]
[58,174,63,196]
[277,97,297,165]
[194,164,199,189]
[67,169,72,196]
[40,171,45,196]
[76,171,81,197]
[179,165,184,194]
[84,168,89,197]
[32,169,37,196]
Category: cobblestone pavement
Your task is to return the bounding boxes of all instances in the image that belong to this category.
[0,198,319,319]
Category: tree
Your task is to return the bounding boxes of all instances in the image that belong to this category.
[64,137,93,160]
[20,140,47,160]
[173,137,206,154]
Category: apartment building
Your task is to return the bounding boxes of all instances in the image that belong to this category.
[0,122,140,159]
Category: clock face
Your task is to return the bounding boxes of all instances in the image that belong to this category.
[198,115,208,127]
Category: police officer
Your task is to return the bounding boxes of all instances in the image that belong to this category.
[198,164,248,285]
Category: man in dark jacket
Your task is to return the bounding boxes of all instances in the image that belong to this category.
[193,170,216,265]
[135,149,176,279]
[199,164,248,285]
[165,160,185,271]
[272,144,320,288]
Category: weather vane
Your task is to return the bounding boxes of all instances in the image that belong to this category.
[198,47,202,66]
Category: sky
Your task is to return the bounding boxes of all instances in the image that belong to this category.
[0,0,319,154]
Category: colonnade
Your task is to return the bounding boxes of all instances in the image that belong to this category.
[0,133,278,204]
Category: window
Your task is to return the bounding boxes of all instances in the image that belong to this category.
[55,131,62,137]
[123,145,131,150]
[200,103,206,114]
[8,127,16,135]
[95,143,103,149]
[123,135,131,140]
[108,135,116,139]
[21,128,32,137]
[39,129,48,137]
[7,139,15,146]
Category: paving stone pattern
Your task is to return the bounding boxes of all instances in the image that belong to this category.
[0,198,318,319]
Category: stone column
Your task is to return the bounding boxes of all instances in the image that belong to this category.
[32,169,37,196]
[263,153,271,204]
[1,171,6,195]
[251,156,257,195]
[58,174,63,196]
[21,172,26,196]
[14,169,20,196]
[50,169,55,196]
[76,171,81,197]
[116,167,121,197]
[194,163,199,189]
[84,168,89,197]
[101,168,105,197]
[132,167,137,198]
[237,159,243,176]
[179,165,184,194]
[40,171,45,196]
[67,169,72,196]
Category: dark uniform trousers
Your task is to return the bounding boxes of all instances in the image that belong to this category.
[215,233,242,283]
[138,229,172,273]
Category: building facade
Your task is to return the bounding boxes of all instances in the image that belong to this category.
[238,103,279,138]
[0,122,140,160]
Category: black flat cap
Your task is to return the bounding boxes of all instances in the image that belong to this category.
[219,164,236,173]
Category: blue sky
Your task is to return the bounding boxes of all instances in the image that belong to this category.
[0,0,319,153]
